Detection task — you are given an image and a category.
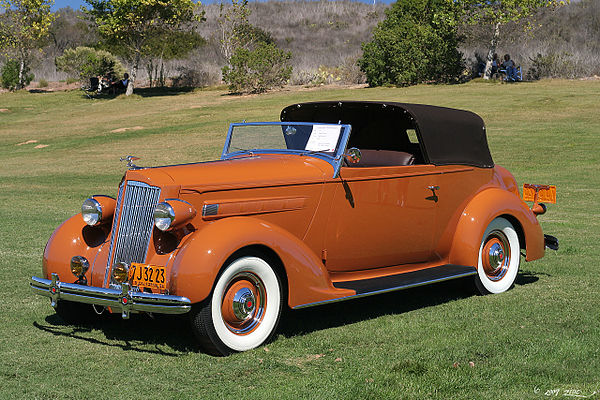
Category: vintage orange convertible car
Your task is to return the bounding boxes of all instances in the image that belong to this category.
[31,101,558,355]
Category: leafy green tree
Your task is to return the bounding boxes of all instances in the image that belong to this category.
[144,30,205,87]
[217,0,287,94]
[1,58,33,90]
[217,0,251,63]
[358,0,463,87]
[217,0,274,64]
[55,46,125,81]
[222,42,291,93]
[0,0,55,90]
[83,0,204,95]
[461,0,568,79]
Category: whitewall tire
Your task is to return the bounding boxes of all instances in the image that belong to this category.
[191,254,283,355]
[475,217,520,295]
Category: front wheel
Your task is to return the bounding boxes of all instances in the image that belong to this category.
[190,255,283,356]
[475,217,520,295]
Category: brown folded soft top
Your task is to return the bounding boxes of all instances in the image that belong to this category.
[280,101,494,168]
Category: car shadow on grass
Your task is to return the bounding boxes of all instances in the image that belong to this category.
[32,271,542,355]
[278,271,541,338]
[279,277,474,338]
[34,312,198,356]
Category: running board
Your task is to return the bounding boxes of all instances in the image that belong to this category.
[293,264,476,309]
[333,264,476,295]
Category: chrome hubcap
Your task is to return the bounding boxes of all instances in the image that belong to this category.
[221,272,266,335]
[488,242,505,269]
[232,287,256,320]
[482,230,510,281]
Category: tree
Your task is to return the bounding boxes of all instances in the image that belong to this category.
[55,46,125,81]
[1,58,33,90]
[461,0,568,79]
[217,0,287,93]
[0,0,55,90]
[217,0,251,64]
[216,0,274,64]
[358,0,463,86]
[222,42,291,93]
[144,30,204,87]
[48,7,98,56]
[83,0,204,95]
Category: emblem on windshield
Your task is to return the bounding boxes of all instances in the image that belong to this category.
[120,155,142,170]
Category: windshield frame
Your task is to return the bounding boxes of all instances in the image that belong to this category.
[221,121,352,178]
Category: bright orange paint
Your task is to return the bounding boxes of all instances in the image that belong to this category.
[42,151,548,309]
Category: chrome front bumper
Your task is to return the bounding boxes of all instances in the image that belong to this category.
[31,273,192,319]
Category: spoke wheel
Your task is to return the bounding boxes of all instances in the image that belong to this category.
[475,217,520,295]
[191,254,282,356]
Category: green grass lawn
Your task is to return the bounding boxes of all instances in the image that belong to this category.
[1,80,599,399]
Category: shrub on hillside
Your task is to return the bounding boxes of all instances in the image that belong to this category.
[171,67,219,87]
[358,0,463,86]
[1,60,34,91]
[222,42,292,93]
[526,53,578,80]
[56,47,126,81]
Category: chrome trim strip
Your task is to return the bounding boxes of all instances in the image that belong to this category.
[292,271,477,309]
[31,274,191,318]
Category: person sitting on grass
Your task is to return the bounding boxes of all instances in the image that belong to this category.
[111,73,129,93]
[491,53,499,77]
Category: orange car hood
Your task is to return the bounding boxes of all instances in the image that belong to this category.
[125,154,332,192]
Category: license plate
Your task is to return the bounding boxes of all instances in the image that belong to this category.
[523,184,557,203]
[129,263,166,291]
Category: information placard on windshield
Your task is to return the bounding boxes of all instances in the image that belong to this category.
[304,125,341,152]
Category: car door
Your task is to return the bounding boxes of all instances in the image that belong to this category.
[323,165,439,272]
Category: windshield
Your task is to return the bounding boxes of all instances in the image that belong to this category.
[221,122,352,177]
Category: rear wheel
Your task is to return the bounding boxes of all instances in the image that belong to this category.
[190,255,283,355]
[475,217,520,295]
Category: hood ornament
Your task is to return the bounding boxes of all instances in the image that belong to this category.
[120,155,143,170]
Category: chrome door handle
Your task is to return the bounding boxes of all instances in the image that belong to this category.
[426,185,439,202]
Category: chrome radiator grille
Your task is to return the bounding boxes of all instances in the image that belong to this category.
[104,181,161,287]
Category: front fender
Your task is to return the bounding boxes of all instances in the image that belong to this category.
[170,216,353,306]
[43,214,107,283]
[448,188,544,268]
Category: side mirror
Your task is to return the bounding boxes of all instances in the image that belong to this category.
[344,147,362,165]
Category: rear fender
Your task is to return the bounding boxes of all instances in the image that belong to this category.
[170,216,352,306]
[448,188,544,268]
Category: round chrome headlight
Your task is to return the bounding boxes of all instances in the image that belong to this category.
[82,198,102,226]
[154,202,175,231]
[112,262,130,283]
[70,256,89,278]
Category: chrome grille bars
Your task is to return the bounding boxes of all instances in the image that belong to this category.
[104,181,161,287]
